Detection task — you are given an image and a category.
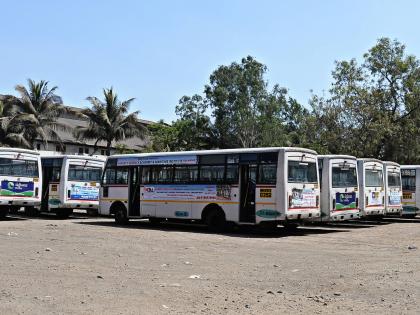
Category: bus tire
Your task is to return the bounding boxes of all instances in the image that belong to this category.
[204,206,226,232]
[115,206,129,225]
[24,206,39,217]
[56,209,72,219]
[283,222,299,231]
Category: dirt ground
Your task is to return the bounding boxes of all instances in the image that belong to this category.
[0,213,419,315]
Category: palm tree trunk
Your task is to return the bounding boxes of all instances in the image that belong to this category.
[106,141,112,156]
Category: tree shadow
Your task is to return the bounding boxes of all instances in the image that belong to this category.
[76,219,349,239]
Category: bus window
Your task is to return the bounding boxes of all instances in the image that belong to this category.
[0,158,39,177]
[174,166,198,183]
[387,172,401,187]
[288,161,317,183]
[200,165,224,183]
[258,164,277,184]
[116,168,129,184]
[103,168,116,185]
[365,170,383,187]
[150,166,172,183]
[68,165,102,182]
[402,173,415,191]
[332,167,357,188]
[226,165,239,183]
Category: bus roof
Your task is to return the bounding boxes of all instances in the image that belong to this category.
[0,147,40,156]
[108,147,317,160]
[357,158,383,164]
[318,154,357,160]
[39,152,106,162]
[401,165,420,169]
[383,161,400,167]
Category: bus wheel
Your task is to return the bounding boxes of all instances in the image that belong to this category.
[115,207,129,225]
[24,206,39,217]
[206,209,226,232]
[283,222,299,231]
[56,209,72,219]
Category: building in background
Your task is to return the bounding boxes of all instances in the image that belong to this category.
[33,106,152,155]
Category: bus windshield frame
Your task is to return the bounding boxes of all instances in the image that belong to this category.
[0,158,39,177]
[331,166,357,188]
[67,165,102,182]
[288,160,317,184]
[365,169,384,187]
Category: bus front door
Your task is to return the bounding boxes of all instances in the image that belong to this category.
[128,167,140,217]
[239,164,257,223]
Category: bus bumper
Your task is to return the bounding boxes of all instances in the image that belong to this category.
[286,209,321,221]
[361,208,385,217]
[329,210,360,221]
[384,207,402,216]
[401,206,419,216]
[0,199,41,207]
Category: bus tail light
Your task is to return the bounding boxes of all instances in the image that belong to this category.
[288,195,292,207]
[332,198,336,209]
[316,196,319,207]
[366,196,368,206]
[382,196,385,205]
[35,187,39,197]
[356,197,359,208]
[68,190,71,198]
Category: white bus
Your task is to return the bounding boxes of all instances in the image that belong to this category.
[40,153,106,218]
[0,148,42,218]
[99,147,321,230]
[318,155,360,221]
[383,161,402,216]
[401,165,420,218]
[357,158,385,217]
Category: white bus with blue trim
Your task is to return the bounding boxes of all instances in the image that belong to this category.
[0,148,42,218]
[401,165,420,218]
[318,155,360,221]
[383,161,402,216]
[40,153,106,218]
[99,147,321,230]
[357,158,385,217]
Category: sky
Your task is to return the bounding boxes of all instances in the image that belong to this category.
[1,0,420,123]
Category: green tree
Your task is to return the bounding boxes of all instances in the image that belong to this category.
[0,100,31,148]
[3,79,69,149]
[75,87,146,155]
[146,120,179,152]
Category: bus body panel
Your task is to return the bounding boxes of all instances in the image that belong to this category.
[41,153,105,213]
[384,162,402,215]
[100,147,320,225]
[318,155,360,222]
[357,159,385,217]
[401,166,420,216]
[0,148,42,213]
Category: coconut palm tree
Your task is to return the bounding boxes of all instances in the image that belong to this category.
[75,87,146,155]
[0,100,31,148]
[5,79,70,149]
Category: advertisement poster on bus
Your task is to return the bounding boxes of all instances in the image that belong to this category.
[335,192,356,210]
[143,185,232,201]
[69,183,99,201]
[368,191,383,206]
[290,188,316,208]
[0,180,34,197]
[389,190,401,205]
[117,155,197,166]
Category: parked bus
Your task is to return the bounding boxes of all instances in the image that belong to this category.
[383,161,402,216]
[40,153,106,218]
[318,155,360,221]
[401,165,420,218]
[99,147,321,230]
[0,148,42,218]
[357,158,385,217]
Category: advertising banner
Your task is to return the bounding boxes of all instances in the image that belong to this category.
[290,188,316,208]
[117,155,197,166]
[69,183,99,201]
[335,192,356,210]
[389,190,401,206]
[143,184,231,201]
[0,180,34,197]
[368,191,383,206]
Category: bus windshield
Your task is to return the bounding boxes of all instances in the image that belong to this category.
[388,172,401,187]
[365,169,383,187]
[0,158,39,177]
[68,165,102,182]
[288,161,317,183]
[332,166,357,188]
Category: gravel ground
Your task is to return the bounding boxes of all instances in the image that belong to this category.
[0,214,419,315]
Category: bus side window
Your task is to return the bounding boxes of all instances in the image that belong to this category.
[200,165,224,183]
[142,167,150,184]
[226,165,239,183]
[258,164,277,184]
[103,168,116,185]
[174,166,198,183]
[151,166,173,184]
[116,168,128,185]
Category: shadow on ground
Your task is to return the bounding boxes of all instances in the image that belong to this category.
[76,219,350,239]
